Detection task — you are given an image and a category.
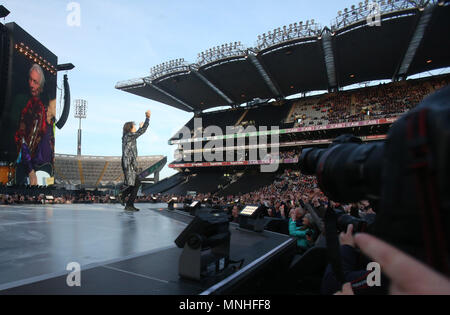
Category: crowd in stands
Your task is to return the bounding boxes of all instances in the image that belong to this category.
[279,148,302,160]
[0,186,119,205]
[0,193,116,205]
[156,168,375,252]
[290,75,450,127]
[2,165,448,294]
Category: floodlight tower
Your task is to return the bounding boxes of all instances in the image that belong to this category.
[74,99,87,156]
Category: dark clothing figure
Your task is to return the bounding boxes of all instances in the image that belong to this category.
[14,97,55,184]
[121,176,142,208]
[121,118,149,208]
[15,97,47,161]
[321,245,388,295]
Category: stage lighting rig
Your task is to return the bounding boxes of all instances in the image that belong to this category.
[331,0,420,30]
[149,58,189,81]
[196,41,246,66]
[256,19,322,51]
[74,99,87,156]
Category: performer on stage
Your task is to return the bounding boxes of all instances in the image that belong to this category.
[119,110,151,211]
[14,64,55,186]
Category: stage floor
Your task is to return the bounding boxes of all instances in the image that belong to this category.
[0,203,295,295]
[0,203,187,289]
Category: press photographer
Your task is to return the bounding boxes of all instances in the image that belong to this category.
[298,86,450,294]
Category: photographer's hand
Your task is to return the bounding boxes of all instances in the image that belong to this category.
[334,283,354,295]
[354,233,450,295]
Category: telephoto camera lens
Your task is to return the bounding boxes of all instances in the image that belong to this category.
[299,135,385,203]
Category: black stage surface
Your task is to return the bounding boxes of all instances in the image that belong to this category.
[0,203,296,295]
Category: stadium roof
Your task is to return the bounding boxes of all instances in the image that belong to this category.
[116,0,450,113]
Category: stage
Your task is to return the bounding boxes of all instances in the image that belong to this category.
[0,203,296,295]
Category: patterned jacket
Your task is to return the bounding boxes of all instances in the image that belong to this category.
[14,97,47,157]
[121,118,149,186]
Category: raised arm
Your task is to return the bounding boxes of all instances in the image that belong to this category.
[129,110,151,140]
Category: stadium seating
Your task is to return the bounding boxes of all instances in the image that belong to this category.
[238,102,292,128]
[143,172,185,194]
[218,170,280,197]
[54,154,165,188]
[163,172,230,195]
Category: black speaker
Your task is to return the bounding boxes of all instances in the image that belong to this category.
[167,197,177,210]
[55,74,70,129]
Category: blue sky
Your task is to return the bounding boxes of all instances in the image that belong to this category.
[1,0,436,179]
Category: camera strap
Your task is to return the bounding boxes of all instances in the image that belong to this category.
[407,108,449,275]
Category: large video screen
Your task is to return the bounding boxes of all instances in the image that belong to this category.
[0,23,57,186]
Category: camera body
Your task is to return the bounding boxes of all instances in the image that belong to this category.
[334,209,368,234]
[299,87,450,272]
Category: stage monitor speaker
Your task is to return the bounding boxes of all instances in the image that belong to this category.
[238,205,267,232]
[187,200,201,215]
[175,209,231,281]
[167,197,177,210]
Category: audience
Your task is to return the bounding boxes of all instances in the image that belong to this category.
[289,210,315,254]
[290,75,450,127]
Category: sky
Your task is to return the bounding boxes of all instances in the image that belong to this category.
[2,0,445,180]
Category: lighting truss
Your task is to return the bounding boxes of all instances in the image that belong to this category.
[149,58,190,81]
[330,0,426,32]
[197,42,246,67]
[256,20,322,51]
[74,99,87,119]
[14,42,57,75]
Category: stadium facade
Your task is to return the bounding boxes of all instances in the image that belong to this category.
[116,0,450,197]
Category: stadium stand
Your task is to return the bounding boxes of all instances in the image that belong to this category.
[218,170,280,197]
[163,172,231,195]
[170,107,247,141]
[167,74,449,169]
[2,0,449,296]
[54,154,166,188]
[143,172,185,194]
[237,102,292,128]
[289,74,449,127]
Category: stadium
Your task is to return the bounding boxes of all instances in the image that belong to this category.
[0,0,449,299]
[116,0,449,199]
